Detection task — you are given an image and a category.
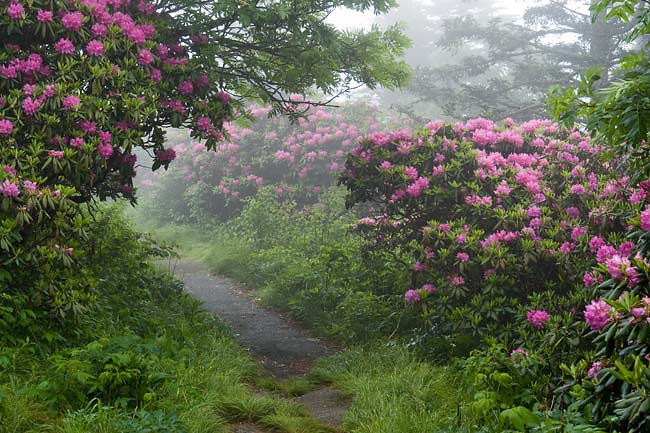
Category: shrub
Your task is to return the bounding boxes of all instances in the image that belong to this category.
[141,103,409,223]
[0,0,232,335]
[341,118,639,343]
[40,334,173,409]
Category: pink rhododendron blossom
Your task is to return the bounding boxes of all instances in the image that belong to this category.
[584,299,612,331]
[587,361,602,379]
[404,290,421,304]
[495,181,512,196]
[86,40,105,56]
[571,226,587,240]
[178,80,193,95]
[196,117,211,131]
[61,11,83,31]
[596,245,617,263]
[150,68,162,82]
[527,310,550,329]
[63,95,81,110]
[48,150,64,159]
[0,119,13,136]
[413,261,427,271]
[571,184,586,195]
[605,255,634,280]
[511,348,528,363]
[631,307,646,319]
[422,284,436,293]
[22,180,37,192]
[97,142,113,159]
[36,9,53,22]
[157,148,176,162]
[69,137,84,148]
[450,276,465,286]
[403,166,418,180]
[526,206,542,218]
[22,97,41,115]
[55,38,75,55]
[559,242,574,254]
[456,252,469,262]
[641,208,650,231]
[406,176,429,197]
[7,2,25,20]
[0,180,20,197]
[217,91,231,104]
[138,49,154,65]
[91,23,107,36]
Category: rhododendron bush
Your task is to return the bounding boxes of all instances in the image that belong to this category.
[341,118,643,339]
[143,103,405,222]
[0,0,236,328]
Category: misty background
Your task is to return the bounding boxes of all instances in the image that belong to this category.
[329,0,633,122]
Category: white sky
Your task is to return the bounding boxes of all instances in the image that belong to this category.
[326,0,532,31]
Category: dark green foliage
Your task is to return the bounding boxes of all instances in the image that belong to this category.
[199,187,412,342]
[40,335,172,409]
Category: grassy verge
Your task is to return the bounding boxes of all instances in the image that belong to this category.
[1,274,340,433]
[312,345,479,433]
[0,207,341,433]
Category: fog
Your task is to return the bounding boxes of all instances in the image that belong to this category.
[329,0,627,122]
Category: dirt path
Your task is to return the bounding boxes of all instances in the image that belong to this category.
[165,259,349,430]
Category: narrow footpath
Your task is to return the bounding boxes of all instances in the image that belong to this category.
[167,259,350,432]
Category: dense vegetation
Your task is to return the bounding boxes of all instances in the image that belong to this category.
[7,0,650,431]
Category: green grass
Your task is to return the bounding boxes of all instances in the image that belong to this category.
[312,344,479,433]
[0,269,341,433]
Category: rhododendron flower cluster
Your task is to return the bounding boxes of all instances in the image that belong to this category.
[341,118,642,336]
[143,103,406,222]
[527,310,551,329]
